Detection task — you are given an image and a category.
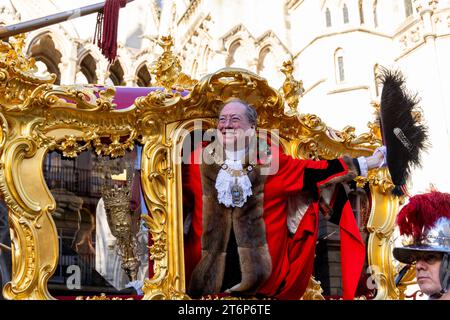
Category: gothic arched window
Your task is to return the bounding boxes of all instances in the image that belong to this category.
[335,48,345,83]
[136,63,151,87]
[28,35,62,84]
[359,0,365,24]
[404,0,413,18]
[373,0,378,28]
[257,46,271,74]
[343,4,349,24]
[107,60,124,86]
[325,8,332,27]
[76,54,98,84]
[226,40,247,68]
[257,46,278,85]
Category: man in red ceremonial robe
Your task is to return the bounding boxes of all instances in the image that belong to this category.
[182,98,385,300]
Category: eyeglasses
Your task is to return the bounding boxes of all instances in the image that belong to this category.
[218,115,244,124]
[412,252,443,264]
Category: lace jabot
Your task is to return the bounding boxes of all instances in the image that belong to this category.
[215,150,252,208]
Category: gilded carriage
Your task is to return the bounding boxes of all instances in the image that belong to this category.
[0,34,413,300]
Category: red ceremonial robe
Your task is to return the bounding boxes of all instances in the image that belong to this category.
[182,144,365,300]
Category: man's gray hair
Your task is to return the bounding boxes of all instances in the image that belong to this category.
[219,98,257,126]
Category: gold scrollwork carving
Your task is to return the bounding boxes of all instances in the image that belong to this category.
[3,217,37,299]
[40,85,116,111]
[135,89,182,109]
[0,112,8,155]
[141,141,188,300]
[366,168,401,299]
[0,35,140,299]
[295,113,380,160]
[141,143,169,298]
[354,168,403,300]
[3,212,56,300]
[0,136,58,299]
[0,35,55,112]
[33,127,137,159]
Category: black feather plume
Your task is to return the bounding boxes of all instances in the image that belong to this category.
[379,68,429,196]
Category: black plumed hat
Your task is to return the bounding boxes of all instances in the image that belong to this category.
[378,68,429,196]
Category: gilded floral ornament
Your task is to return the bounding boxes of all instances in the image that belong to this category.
[355,169,395,194]
[300,277,325,300]
[280,59,305,115]
[300,114,325,131]
[59,135,89,158]
[0,36,55,112]
[142,213,166,261]
[0,34,54,83]
[150,35,198,91]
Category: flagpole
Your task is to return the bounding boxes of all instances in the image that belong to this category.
[0,0,135,40]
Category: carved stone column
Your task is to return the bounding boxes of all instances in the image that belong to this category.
[414,0,439,41]
[58,56,78,85]
[124,75,136,87]
[96,68,110,86]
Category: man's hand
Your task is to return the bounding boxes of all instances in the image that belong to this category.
[357,146,387,177]
[367,146,387,170]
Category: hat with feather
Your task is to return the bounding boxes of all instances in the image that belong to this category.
[378,68,429,196]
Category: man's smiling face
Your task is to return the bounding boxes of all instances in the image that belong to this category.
[217,101,254,150]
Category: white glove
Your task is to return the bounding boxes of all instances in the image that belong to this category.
[373,146,387,168]
[357,146,387,177]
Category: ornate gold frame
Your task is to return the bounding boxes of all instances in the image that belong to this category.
[0,35,404,300]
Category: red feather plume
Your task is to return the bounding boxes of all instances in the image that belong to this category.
[397,191,450,240]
